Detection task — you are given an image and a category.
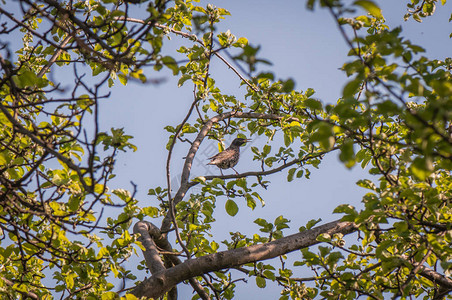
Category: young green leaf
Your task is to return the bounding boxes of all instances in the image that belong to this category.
[225,199,239,216]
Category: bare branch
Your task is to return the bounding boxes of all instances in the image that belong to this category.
[1,276,39,299]
[133,221,166,274]
[134,221,211,300]
[131,220,357,298]
[37,34,74,78]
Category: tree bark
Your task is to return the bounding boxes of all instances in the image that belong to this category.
[134,221,211,300]
[131,219,357,299]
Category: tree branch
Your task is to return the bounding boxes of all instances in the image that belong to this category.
[133,222,166,274]
[1,276,39,299]
[134,221,211,300]
[188,147,338,187]
[37,34,74,78]
[417,264,452,290]
[131,220,357,298]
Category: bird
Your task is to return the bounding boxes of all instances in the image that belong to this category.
[207,138,251,175]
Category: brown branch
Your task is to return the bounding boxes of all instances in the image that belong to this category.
[399,249,432,296]
[134,221,211,300]
[37,34,74,78]
[188,147,337,186]
[133,222,166,274]
[131,220,357,298]
[1,276,39,299]
[407,0,427,14]
[414,262,452,290]
[165,96,202,260]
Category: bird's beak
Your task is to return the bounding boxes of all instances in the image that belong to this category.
[245,139,252,143]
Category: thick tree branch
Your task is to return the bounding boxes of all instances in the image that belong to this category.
[1,276,39,299]
[131,220,357,298]
[134,221,211,300]
[418,265,452,290]
[133,222,166,274]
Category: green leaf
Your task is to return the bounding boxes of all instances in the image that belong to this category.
[113,189,131,201]
[162,56,179,75]
[225,199,239,216]
[255,276,266,288]
[142,206,159,217]
[287,168,296,182]
[67,196,82,212]
[281,78,295,93]
[333,204,356,214]
[178,74,191,87]
[274,215,289,226]
[118,73,128,86]
[0,152,9,165]
[254,218,269,227]
[376,100,400,115]
[263,270,276,280]
[339,139,356,168]
[304,98,323,110]
[343,78,362,98]
[354,0,383,18]
[101,291,118,300]
[310,123,335,151]
[410,157,433,181]
[246,194,257,210]
[233,37,248,47]
[306,218,322,230]
[13,70,47,88]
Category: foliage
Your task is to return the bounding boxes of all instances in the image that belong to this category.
[0,0,451,299]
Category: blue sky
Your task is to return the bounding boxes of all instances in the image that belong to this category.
[3,0,452,298]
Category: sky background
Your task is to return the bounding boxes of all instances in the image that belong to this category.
[3,0,452,298]
[101,1,452,298]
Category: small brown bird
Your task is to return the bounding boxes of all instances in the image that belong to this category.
[207,138,251,175]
